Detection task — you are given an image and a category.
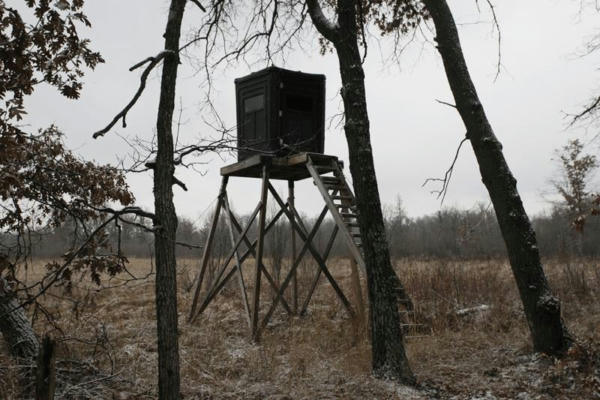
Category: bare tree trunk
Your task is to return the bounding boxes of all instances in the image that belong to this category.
[307,0,415,384]
[0,278,38,359]
[422,0,572,355]
[153,1,186,398]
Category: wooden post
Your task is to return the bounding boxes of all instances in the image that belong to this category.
[350,258,366,340]
[288,180,298,314]
[35,335,56,400]
[252,165,269,340]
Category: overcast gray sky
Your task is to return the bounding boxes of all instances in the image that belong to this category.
[20,0,600,224]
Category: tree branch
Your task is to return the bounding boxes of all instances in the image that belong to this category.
[568,95,600,127]
[306,0,338,41]
[92,50,176,139]
[189,0,206,12]
[435,99,457,108]
[423,136,469,205]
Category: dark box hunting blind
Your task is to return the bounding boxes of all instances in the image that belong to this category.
[235,66,325,161]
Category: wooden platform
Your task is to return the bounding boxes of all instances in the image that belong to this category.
[220,152,341,181]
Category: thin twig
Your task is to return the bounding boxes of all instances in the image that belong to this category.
[423,136,469,205]
[435,99,457,109]
[476,0,502,81]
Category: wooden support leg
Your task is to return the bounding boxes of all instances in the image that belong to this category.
[252,165,269,340]
[189,176,228,321]
[288,180,298,314]
[349,257,366,339]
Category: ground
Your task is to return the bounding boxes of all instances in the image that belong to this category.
[1,258,599,399]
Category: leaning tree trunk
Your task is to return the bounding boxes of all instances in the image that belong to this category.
[307,0,415,384]
[422,0,572,355]
[153,1,186,398]
[0,278,39,359]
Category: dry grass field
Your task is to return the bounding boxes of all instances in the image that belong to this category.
[1,257,599,399]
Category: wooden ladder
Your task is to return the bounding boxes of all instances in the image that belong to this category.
[306,156,429,338]
[306,157,365,271]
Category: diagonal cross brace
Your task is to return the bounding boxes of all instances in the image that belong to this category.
[300,224,339,315]
[254,183,355,339]
[223,193,252,329]
[268,183,354,318]
[256,204,330,339]
[190,200,292,321]
[189,201,261,323]
[227,207,293,315]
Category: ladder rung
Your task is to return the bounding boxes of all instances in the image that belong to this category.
[346,223,360,227]
[321,177,340,183]
[331,195,353,200]
[341,212,358,218]
[326,185,347,191]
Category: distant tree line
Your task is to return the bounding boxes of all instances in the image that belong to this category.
[20,201,600,261]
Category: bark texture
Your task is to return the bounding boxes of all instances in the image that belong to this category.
[423,0,572,355]
[0,278,39,359]
[307,0,415,384]
[154,0,186,398]
[35,335,56,400]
